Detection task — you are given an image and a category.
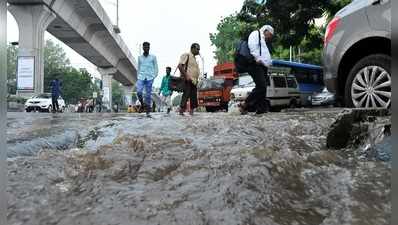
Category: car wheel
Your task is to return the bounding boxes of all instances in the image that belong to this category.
[47,105,52,113]
[345,54,391,109]
[206,106,216,112]
[289,99,298,108]
[25,109,31,113]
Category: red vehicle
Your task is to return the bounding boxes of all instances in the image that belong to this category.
[198,63,238,112]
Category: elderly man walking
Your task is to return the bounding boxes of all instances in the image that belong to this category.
[137,42,159,117]
[238,25,274,115]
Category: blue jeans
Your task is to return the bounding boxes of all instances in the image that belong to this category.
[136,79,154,107]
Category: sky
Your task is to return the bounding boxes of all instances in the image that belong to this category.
[6,0,244,88]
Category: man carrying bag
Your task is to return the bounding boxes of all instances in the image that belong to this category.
[177,43,201,116]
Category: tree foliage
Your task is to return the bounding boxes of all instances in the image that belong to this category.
[112,80,124,106]
[210,0,352,65]
[7,44,18,94]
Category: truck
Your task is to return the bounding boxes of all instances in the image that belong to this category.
[198,63,238,112]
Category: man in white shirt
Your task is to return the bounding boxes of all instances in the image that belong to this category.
[239,25,274,115]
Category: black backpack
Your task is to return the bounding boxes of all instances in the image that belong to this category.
[234,30,261,73]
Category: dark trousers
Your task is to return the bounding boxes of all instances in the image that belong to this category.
[180,81,198,110]
[52,95,59,112]
[245,65,269,113]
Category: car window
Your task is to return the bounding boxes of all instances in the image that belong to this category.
[273,76,287,88]
[287,77,297,88]
[238,75,253,86]
[199,79,224,89]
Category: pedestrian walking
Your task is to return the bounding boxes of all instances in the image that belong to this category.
[236,25,274,115]
[50,78,62,113]
[178,43,201,116]
[136,41,159,117]
[159,67,173,114]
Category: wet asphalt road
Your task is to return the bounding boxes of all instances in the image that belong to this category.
[6,110,391,225]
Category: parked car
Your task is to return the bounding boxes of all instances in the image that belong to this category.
[230,70,301,111]
[323,0,391,108]
[310,87,336,106]
[25,93,66,112]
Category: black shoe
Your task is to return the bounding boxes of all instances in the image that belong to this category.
[238,103,248,115]
[255,110,268,115]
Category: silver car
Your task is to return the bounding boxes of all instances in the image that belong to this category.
[323,0,391,108]
[310,88,336,106]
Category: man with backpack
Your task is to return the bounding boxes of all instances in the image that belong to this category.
[234,25,274,115]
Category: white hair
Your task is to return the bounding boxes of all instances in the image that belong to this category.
[260,25,274,35]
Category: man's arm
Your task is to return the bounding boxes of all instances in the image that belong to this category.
[153,56,159,78]
[248,31,260,60]
[159,77,165,94]
[178,54,189,79]
[137,56,141,73]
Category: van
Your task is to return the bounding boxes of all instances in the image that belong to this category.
[230,68,301,111]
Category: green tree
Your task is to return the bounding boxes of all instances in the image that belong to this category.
[209,15,257,64]
[7,44,18,94]
[112,80,124,106]
[210,0,352,65]
[324,0,352,22]
[60,68,96,104]
[43,39,70,93]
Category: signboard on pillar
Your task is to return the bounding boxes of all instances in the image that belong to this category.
[16,56,35,91]
[103,87,110,102]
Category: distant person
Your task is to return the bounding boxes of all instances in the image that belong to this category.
[178,43,201,116]
[237,25,274,115]
[50,78,62,113]
[159,67,173,114]
[137,41,159,117]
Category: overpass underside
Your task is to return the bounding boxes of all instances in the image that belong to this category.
[8,0,137,107]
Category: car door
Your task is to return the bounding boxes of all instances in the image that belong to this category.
[271,76,288,106]
[366,0,391,32]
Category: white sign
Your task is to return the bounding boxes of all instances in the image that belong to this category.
[17,56,34,90]
[93,92,98,98]
[102,87,110,102]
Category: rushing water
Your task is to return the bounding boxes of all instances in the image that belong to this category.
[7,111,391,225]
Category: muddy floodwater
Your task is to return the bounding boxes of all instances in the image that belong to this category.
[7,110,391,225]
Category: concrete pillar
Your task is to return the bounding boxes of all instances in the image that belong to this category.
[0,2,8,225]
[8,4,56,97]
[98,68,117,111]
[123,86,134,106]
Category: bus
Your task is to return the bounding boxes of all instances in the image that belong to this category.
[271,60,324,105]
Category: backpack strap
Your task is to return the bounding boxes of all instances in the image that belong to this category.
[258,30,262,56]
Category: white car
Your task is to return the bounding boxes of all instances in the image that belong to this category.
[230,71,301,110]
[25,93,66,112]
[310,88,337,106]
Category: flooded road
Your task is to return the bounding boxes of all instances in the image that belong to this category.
[7,110,391,225]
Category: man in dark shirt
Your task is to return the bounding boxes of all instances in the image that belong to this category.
[50,78,62,113]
